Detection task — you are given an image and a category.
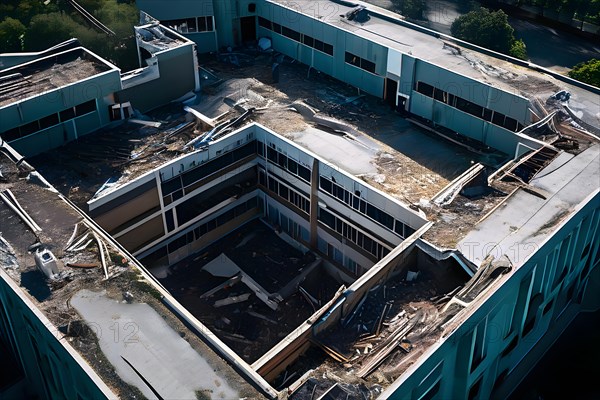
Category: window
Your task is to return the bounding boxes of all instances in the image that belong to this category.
[503,116,518,132]
[302,34,314,48]
[165,209,175,232]
[282,26,301,42]
[297,164,311,182]
[361,58,376,73]
[492,111,506,126]
[433,88,445,102]
[164,17,213,33]
[19,121,40,136]
[39,114,59,129]
[258,17,271,29]
[345,51,360,67]
[415,82,523,132]
[198,16,214,32]
[482,108,493,122]
[165,18,197,33]
[60,107,76,122]
[75,100,96,116]
[416,81,434,98]
[287,158,298,174]
[345,52,376,73]
[0,127,20,142]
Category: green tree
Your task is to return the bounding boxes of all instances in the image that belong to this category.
[568,59,600,88]
[0,17,26,52]
[23,13,80,51]
[509,38,528,60]
[393,0,427,20]
[451,8,528,60]
[19,1,140,71]
[23,12,106,52]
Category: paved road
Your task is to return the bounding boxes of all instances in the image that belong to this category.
[364,0,600,72]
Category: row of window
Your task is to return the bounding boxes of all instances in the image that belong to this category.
[414,81,525,132]
[167,196,260,254]
[345,51,377,74]
[0,100,97,142]
[317,237,363,276]
[161,140,257,203]
[319,207,391,260]
[258,16,334,56]
[276,209,310,244]
[319,175,415,239]
[163,16,214,33]
[260,170,311,215]
[257,140,312,183]
[175,168,257,228]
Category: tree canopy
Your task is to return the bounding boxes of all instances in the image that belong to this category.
[0,17,26,52]
[518,0,600,23]
[568,59,600,88]
[393,0,427,20]
[451,8,528,60]
[0,0,139,70]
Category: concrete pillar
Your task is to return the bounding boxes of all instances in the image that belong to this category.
[309,158,319,249]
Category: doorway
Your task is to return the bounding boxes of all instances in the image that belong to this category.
[384,78,398,108]
[240,16,257,44]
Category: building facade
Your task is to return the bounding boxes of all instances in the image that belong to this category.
[0,18,199,157]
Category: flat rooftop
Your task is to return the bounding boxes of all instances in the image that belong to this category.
[30,53,599,252]
[32,54,504,211]
[0,148,261,399]
[5,9,599,397]
[0,48,115,108]
[270,0,600,127]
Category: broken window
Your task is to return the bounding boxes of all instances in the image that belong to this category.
[415,81,434,98]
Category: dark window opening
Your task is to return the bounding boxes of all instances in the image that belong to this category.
[19,121,39,136]
[39,113,59,129]
[503,116,518,132]
[433,88,445,102]
[416,81,434,98]
[165,209,175,232]
[492,111,506,126]
[302,34,314,48]
[258,17,271,29]
[468,377,482,400]
[60,107,76,122]
[75,99,96,116]
[0,128,20,142]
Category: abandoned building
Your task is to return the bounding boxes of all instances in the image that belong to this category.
[1,1,599,399]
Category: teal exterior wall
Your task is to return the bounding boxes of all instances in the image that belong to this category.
[400,55,535,155]
[0,48,121,157]
[212,0,260,49]
[380,192,600,400]
[0,271,114,400]
[116,44,196,113]
[411,59,530,125]
[257,2,386,97]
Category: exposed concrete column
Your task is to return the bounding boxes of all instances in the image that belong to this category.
[309,158,319,249]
